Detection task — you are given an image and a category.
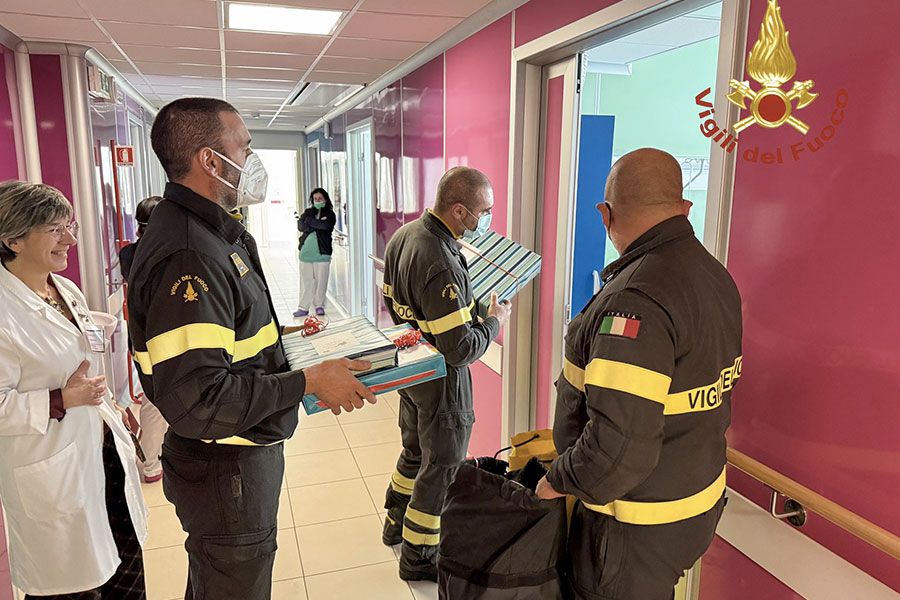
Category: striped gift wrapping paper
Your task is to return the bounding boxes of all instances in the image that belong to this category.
[283,315,397,374]
[460,230,542,319]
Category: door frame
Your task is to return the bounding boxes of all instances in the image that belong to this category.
[345,116,377,321]
[502,0,749,450]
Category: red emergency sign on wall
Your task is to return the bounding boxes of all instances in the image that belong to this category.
[115,145,134,166]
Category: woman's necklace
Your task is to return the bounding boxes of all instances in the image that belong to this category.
[38,286,69,318]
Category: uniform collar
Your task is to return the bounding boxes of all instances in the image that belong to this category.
[165,182,246,244]
[600,215,694,283]
[423,210,462,254]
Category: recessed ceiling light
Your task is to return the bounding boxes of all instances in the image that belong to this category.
[226,3,342,35]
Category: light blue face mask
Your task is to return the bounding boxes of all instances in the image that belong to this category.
[461,206,492,240]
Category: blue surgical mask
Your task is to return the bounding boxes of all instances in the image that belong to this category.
[461,206,492,240]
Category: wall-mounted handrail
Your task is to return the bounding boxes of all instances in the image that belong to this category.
[726,447,900,561]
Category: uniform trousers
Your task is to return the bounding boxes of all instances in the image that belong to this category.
[161,432,283,600]
[566,496,725,600]
[298,260,330,310]
[384,367,475,565]
[25,429,146,600]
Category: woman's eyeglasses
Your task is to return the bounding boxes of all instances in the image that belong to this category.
[46,221,79,240]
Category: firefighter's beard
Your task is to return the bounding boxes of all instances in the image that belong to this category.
[216,162,241,211]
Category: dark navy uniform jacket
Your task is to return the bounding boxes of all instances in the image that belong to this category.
[127,183,305,446]
[548,215,742,525]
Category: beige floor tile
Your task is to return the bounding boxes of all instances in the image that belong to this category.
[272,577,308,600]
[273,527,304,581]
[278,488,293,529]
[364,473,393,508]
[140,480,170,508]
[144,503,187,550]
[408,580,439,600]
[385,392,401,415]
[296,515,396,576]
[289,479,377,526]
[284,448,361,488]
[297,409,338,430]
[336,398,397,424]
[305,561,413,600]
[143,544,188,600]
[284,425,349,456]
[342,419,402,448]
[352,442,402,477]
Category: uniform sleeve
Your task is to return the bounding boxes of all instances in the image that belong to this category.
[547,289,674,505]
[0,330,51,436]
[137,250,305,440]
[419,269,500,368]
[306,210,336,231]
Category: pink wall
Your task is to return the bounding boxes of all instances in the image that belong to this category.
[725,0,900,591]
[400,55,444,217]
[514,0,618,46]
[700,536,804,600]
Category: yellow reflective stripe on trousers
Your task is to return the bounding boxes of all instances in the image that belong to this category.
[664,356,743,415]
[234,320,279,363]
[200,436,283,447]
[405,507,440,530]
[402,525,440,546]
[391,470,415,495]
[563,358,585,392]
[134,319,279,375]
[583,467,726,525]
[419,301,475,335]
[584,358,671,406]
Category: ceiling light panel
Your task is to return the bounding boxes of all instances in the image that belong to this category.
[226,3,342,36]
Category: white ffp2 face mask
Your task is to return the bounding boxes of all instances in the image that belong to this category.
[212,150,268,207]
[461,206,492,240]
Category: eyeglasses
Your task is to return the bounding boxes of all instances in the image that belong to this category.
[46,221,79,240]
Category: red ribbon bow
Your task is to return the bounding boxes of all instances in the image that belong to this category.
[300,316,328,337]
[393,329,422,349]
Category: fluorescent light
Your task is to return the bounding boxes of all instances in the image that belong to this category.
[227,3,342,35]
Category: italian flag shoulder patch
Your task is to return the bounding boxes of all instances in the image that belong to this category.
[599,311,641,339]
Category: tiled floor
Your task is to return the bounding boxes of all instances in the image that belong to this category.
[141,242,436,600]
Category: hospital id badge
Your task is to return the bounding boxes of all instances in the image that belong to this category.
[85,324,106,353]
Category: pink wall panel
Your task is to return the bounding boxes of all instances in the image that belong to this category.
[699,536,804,600]
[29,54,81,288]
[468,362,504,457]
[726,0,900,591]
[400,56,444,216]
[373,82,403,260]
[0,44,23,181]
[445,15,513,238]
[514,0,618,47]
[534,75,564,430]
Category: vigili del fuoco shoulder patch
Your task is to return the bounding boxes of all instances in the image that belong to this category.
[599,310,641,339]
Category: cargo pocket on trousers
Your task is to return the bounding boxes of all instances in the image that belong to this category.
[596,517,626,590]
[202,527,278,570]
[435,410,476,467]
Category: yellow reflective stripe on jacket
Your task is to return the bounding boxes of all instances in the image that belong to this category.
[418,301,474,335]
[234,320,279,363]
[402,525,440,546]
[200,436,284,447]
[134,319,279,375]
[563,358,586,392]
[583,467,726,525]
[383,283,393,299]
[391,470,415,495]
[664,356,742,415]
[584,358,672,406]
[405,507,440,530]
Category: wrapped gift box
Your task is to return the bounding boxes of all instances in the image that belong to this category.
[460,230,542,320]
[301,323,447,415]
[283,315,398,376]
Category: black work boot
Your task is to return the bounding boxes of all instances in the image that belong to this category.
[383,486,409,546]
[382,513,402,546]
[398,543,438,582]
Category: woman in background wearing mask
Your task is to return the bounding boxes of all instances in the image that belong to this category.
[118,196,168,484]
[294,188,336,317]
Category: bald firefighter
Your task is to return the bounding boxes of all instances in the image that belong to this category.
[536,148,743,600]
[381,166,512,581]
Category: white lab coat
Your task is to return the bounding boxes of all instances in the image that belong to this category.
[0,266,149,596]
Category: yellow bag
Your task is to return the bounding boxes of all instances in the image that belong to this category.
[508,429,558,471]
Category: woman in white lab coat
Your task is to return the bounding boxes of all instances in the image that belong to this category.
[0,181,149,599]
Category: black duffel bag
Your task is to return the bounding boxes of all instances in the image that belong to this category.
[438,457,568,599]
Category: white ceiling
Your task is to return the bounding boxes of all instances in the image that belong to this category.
[586,3,721,68]
[0,0,495,130]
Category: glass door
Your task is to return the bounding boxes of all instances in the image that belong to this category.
[346,119,376,322]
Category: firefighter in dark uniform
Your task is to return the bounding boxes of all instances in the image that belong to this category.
[536,148,743,600]
[381,166,512,581]
[128,97,375,600]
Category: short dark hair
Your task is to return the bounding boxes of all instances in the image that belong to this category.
[135,196,163,237]
[151,97,239,181]
[309,188,333,211]
[434,166,492,213]
[0,181,72,263]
